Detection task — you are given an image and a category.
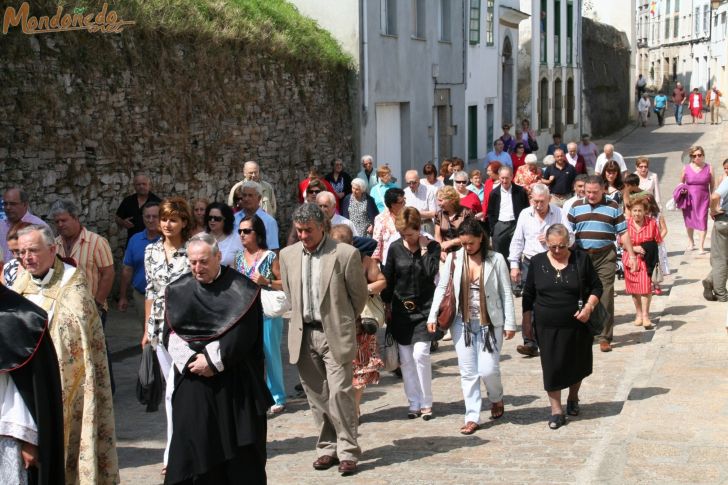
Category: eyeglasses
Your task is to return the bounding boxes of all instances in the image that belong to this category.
[691,153,704,158]
[548,244,568,250]
[238,228,254,235]
[207,215,224,222]
[454,180,468,184]
[308,189,322,195]
[406,180,418,185]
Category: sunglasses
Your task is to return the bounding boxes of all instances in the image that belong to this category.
[238,228,254,235]
[691,153,704,158]
[207,215,224,222]
[308,189,322,195]
[548,244,568,250]
[406,180,419,185]
[454,180,468,184]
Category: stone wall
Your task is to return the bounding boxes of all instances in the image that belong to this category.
[0,28,354,256]
[581,18,631,137]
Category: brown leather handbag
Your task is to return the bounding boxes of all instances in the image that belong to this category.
[436,257,457,330]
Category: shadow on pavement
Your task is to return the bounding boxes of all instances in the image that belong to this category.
[360,435,488,468]
[627,386,670,401]
[663,304,707,316]
[482,399,625,427]
[117,446,164,468]
[267,435,318,459]
[612,329,655,349]
[670,278,699,287]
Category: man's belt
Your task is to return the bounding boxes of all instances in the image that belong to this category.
[304,320,323,328]
[584,245,614,254]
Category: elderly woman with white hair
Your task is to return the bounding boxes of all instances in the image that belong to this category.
[565,142,588,174]
[513,154,543,194]
[342,178,379,236]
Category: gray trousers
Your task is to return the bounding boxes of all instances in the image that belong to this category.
[297,325,360,462]
[706,217,728,298]
[588,247,617,343]
[492,220,517,261]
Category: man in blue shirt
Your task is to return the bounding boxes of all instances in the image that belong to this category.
[233,181,280,251]
[546,133,568,156]
[118,201,161,323]
[485,139,513,168]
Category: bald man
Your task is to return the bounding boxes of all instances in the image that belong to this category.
[594,144,628,176]
[115,174,161,245]
[228,161,278,216]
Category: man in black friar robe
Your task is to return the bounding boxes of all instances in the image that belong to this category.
[0,284,64,485]
[163,233,273,485]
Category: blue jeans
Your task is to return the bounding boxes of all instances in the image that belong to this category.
[675,104,684,124]
[264,316,286,405]
[452,316,505,424]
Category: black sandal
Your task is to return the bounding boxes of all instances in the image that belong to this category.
[566,400,580,416]
[548,414,565,430]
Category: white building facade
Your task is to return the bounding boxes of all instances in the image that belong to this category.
[464,1,529,164]
[518,0,583,148]
[635,0,725,92]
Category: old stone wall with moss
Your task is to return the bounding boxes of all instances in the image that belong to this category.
[0,3,354,255]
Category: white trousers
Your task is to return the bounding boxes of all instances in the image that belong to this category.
[155,345,174,466]
[452,317,505,423]
[398,341,433,411]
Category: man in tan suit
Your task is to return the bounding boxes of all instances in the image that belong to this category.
[279,203,367,476]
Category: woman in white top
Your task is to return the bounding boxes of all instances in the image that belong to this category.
[428,218,516,435]
[420,162,444,189]
[204,202,243,267]
[634,157,662,207]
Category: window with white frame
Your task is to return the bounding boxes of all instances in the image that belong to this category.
[413,0,426,38]
[439,0,451,41]
[469,0,481,44]
[381,0,397,36]
[486,0,495,46]
[704,5,710,33]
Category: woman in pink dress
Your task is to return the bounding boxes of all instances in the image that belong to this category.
[577,134,599,173]
[680,145,715,253]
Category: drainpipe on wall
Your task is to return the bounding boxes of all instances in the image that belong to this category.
[362,0,369,118]
[577,0,583,136]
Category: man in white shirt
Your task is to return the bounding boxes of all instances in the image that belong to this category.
[227,161,278,216]
[508,184,573,356]
[594,144,628,175]
[561,174,589,224]
[486,167,529,261]
[403,170,437,235]
[317,192,359,236]
[0,188,47,262]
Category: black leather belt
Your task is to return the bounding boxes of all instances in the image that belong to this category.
[304,320,323,328]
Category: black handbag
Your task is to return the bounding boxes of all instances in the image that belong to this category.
[136,344,163,412]
[575,253,610,336]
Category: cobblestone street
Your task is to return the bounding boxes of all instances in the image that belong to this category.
[109,119,728,483]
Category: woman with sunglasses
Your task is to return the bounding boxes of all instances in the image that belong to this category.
[234,214,286,414]
[510,142,528,172]
[522,224,602,429]
[679,145,714,253]
[204,202,243,267]
[452,170,483,216]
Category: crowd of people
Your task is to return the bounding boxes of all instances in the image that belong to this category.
[636,76,723,127]
[1,133,726,482]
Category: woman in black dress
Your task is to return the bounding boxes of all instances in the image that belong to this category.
[522,224,603,429]
[382,207,441,420]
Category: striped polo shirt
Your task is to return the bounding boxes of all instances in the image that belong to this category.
[567,197,627,250]
[56,227,114,306]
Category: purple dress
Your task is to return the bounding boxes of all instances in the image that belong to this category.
[682,164,711,231]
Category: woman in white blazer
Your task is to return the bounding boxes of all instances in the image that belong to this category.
[428,218,516,435]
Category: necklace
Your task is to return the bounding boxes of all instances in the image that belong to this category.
[243,250,262,277]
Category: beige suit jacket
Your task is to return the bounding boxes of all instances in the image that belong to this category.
[280,237,368,365]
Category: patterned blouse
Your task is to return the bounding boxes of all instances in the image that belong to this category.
[372,210,398,262]
[144,240,189,344]
[2,258,20,287]
[233,249,276,282]
[514,165,543,194]
[348,196,371,237]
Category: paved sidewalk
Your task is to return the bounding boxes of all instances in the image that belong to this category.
[108,116,728,484]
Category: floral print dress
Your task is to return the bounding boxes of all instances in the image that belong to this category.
[144,240,190,346]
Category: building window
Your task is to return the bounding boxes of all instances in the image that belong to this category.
[539,78,549,130]
[540,0,547,63]
[413,0,426,39]
[469,0,481,44]
[695,7,701,36]
[567,0,573,65]
[381,0,397,36]
[468,106,478,161]
[673,13,679,38]
[704,5,709,33]
[665,15,670,39]
[485,0,495,46]
[554,0,561,64]
[566,78,575,125]
[439,0,452,42]
[486,104,494,154]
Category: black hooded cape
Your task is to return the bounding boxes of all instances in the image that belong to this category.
[163,267,273,485]
[0,285,64,485]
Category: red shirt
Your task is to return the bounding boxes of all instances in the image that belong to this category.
[459,191,483,214]
[511,153,527,173]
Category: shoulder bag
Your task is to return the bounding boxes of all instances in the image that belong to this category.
[377,325,400,372]
[258,250,291,318]
[360,293,386,328]
[575,253,610,336]
[436,255,457,330]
